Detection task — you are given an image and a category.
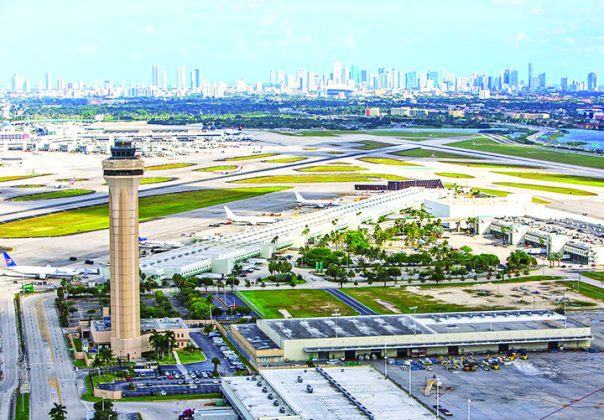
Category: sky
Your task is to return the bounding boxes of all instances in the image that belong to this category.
[0,0,602,85]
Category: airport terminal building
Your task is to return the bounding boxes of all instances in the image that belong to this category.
[230,310,592,367]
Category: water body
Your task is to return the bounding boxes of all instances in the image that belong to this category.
[557,129,604,150]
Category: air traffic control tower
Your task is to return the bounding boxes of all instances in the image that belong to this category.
[102,139,144,359]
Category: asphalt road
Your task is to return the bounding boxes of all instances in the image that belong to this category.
[22,293,86,419]
[0,291,19,420]
[323,288,377,315]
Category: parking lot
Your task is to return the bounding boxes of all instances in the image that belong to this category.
[374,351,604,419]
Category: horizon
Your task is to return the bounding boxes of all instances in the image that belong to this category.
[0,0,602,85]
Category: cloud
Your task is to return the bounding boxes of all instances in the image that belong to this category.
[491,0,527,5]
[145,24,155,34]
[259,13,276,26]
[339,32,356,49]
[514,31,528,46]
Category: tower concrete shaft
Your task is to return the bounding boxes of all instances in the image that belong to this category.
[102,140,144,359]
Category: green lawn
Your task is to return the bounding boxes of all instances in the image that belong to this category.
[231,173,406,184]
[296,130,357,137]
[140,177,174,185]
[297,165,367,172]
[435,172,474,179]
[14,393,29,420]
[0,186,287,238]
[146,163,195,171]
[386,131,473,138]
[393,148,468,159]
[469,187,550,204]
[12,184,45,188]
[444,162,541,169]
[562,281,604,301]
[11,189,95,201]
[224,153,277,161]
[195,165,239,172]
[238,289,358,318]
[0,174,49,183]
[493,172,604,187]
[56,177,89,182]
[263,157,308,163]
[158,348,207,365]
[357,157,421,166]
[581,271,604,283]
[355,140,395,150]
[493,182,596,196]
[449,138,604,169]
[344,287,492,314]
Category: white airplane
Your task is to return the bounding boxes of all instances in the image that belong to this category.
[138,237,183,249]
[220,165,242,174]
[47,177,75,189]
[2,252,85,279]
[294,191,336,208]
[223,206,278,225]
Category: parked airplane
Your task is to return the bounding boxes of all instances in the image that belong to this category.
[2,252,84,279]
[294,191,336,208]
[223,206,278,225]
[138,237,183,248]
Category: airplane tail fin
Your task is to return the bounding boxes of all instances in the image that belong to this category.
[224,206,236,220]
[294,191,305,202]
[2,252,17,267]
[138,236,148,242]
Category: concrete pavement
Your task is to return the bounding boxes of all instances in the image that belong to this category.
[0,291,19,420]
[22,293,87,420]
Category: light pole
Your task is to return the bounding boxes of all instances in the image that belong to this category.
[384,342,388,379]
[436,381,440,418]
[467,399,471,420]
[408,364,412,396]
[332,310,341,339]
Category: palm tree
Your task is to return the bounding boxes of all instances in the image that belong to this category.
[211,356,221,377]
[164,330,177,360]
[98,346,114,366]
[302,225,310,245]
[49,403,67,420]
[149,330,165,360]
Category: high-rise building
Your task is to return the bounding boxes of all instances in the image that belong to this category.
[151,65,159,87]
[528,62,533,89]
[560,77,568,92]
[102,139,145,359]
[161,71,168,90]
[45,72,52,91]
[405,72,417,89]
[427,71,439,88]
[176,66,187,89]
[193,68,202,90]
[588,72,598,91]
[510,70,519,87]
[538,73,546,90]
[332,61,342,84]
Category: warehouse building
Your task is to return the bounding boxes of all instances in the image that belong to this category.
[231,310,591,366]
[354,179,443,191]
[221,366,432,420]
[139,188,441,278]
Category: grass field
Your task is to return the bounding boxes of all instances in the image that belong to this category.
[195,165,238,172]
[0,186,287,238]
[296,130,356,137]
[582,271,604,281]
[389,131,473,138]
[232,173,406,184]
[0,174,49,183]
[493,182,596,196]
[238,289,357,318]
[140,177,174,184]
[56,177,89,182]
[158,348,207,365]
[146,163,195,171]
[449,138,604,169]
[15,393,29,420]
[355,140,394,150]
[11,189,94,201]
[297,165,366,172]
[435,172,474,179]
[263,157,308,163]
[344,287,491,314]
[12,184,45,188]
[470,187,550,204]
[562,281,604,301]
[357,157,421,166]
[493,172,604,187]
[393,148,468,159]
[444,162,541,169]
[224,153,277,161]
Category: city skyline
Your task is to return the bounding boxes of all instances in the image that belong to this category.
[0,0,603,84]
